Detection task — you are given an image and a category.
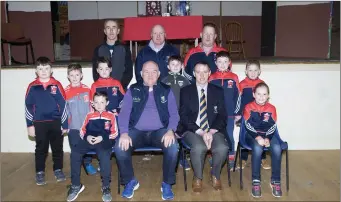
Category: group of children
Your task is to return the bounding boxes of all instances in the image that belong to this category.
[25,50,282,201]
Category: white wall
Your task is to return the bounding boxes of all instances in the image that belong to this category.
[277,1,329,7]
[69,1,262,20]
[68,1,99,21]
[222,1,262,16]
[1,63,340,152]
[7,1,50,12]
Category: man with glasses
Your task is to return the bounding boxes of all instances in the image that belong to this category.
[134,24,179,83]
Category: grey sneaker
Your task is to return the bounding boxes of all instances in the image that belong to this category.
[54,169,66,182]
[251,180,262,198]
[270,181,282,198]
[101,186,112,202]
[67,184,85,202]
[36,171,46,186]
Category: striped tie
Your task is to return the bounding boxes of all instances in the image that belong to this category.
[199,88,209,132]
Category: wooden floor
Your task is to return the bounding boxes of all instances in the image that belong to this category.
[1,150,340,201]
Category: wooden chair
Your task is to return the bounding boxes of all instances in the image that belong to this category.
[1,23,35,65]
[224,22,246,59]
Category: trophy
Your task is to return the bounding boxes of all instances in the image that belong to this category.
[166,1,172,15]
[185,1,190,16]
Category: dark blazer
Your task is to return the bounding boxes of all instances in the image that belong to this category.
[176,83,227,138]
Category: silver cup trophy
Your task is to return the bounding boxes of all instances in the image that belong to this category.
[167,1,172,15]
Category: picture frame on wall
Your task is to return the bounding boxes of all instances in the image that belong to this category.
[146,1,162,16]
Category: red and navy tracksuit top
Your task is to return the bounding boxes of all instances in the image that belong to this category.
[243,101,277,140]
[90,78,125,113]
[80,111,118,141]
[184,43,227,82]
[25,77,68,129]
[237,77,264,115]
[209,71,241,117]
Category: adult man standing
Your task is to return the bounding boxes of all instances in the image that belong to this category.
[92,19,133,90]
[135,24,179,83]
[183,23,227,82]
[114,61,179,200]
[176,61,229,192]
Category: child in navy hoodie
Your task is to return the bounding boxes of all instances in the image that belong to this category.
[25,56,68,185]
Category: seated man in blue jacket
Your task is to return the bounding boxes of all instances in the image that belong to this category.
[115,61,180,200]
[135,24,179,83]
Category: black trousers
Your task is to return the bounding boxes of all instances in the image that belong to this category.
[34,120,64,172]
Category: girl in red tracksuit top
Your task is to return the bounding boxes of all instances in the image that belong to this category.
[243,82,283,198]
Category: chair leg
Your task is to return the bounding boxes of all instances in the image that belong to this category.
[183,147,187,192]
[118,167,120,194]
[1,43,5,66]
[227,151,231,187]
[228,42,232,56]
[239,145,243,190]
[175,146,181,173]
[29,42,35,64]
[286,150,289,192]
[233,143,240,172]
[25,44,29,64]
[241,42,246,59]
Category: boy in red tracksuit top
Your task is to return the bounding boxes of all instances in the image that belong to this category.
[243,82,282,198]
[91,57,125,114]
[25,56,68,186]
[235,60,269,170]
[209,51,240,167]
[65,63,99,175]
[67,91,118,202]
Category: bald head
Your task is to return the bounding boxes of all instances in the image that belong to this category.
[141,61,160,87]
[151,24,166,46]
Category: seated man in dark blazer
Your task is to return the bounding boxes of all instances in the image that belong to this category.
[176,61,229,193]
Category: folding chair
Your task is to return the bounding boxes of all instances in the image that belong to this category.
[179,139,231,191]
[233,118,289,191]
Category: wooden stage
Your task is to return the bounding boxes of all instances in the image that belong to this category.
[1,150,340,201]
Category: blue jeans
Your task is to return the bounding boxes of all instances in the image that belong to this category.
[227,117,235,154]
[68,129,92,165]
[71,140,112,187]
[245,133,282,182]
[114,128,179,185]
[241,148,266,161]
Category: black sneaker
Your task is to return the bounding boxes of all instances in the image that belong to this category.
[67,184,85,202]
[270,181,282,198]
[101,186,112,202]
[251,180,262,198]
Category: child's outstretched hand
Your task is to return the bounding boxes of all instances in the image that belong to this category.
[27,126,35,137]
[264,138,270,147]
